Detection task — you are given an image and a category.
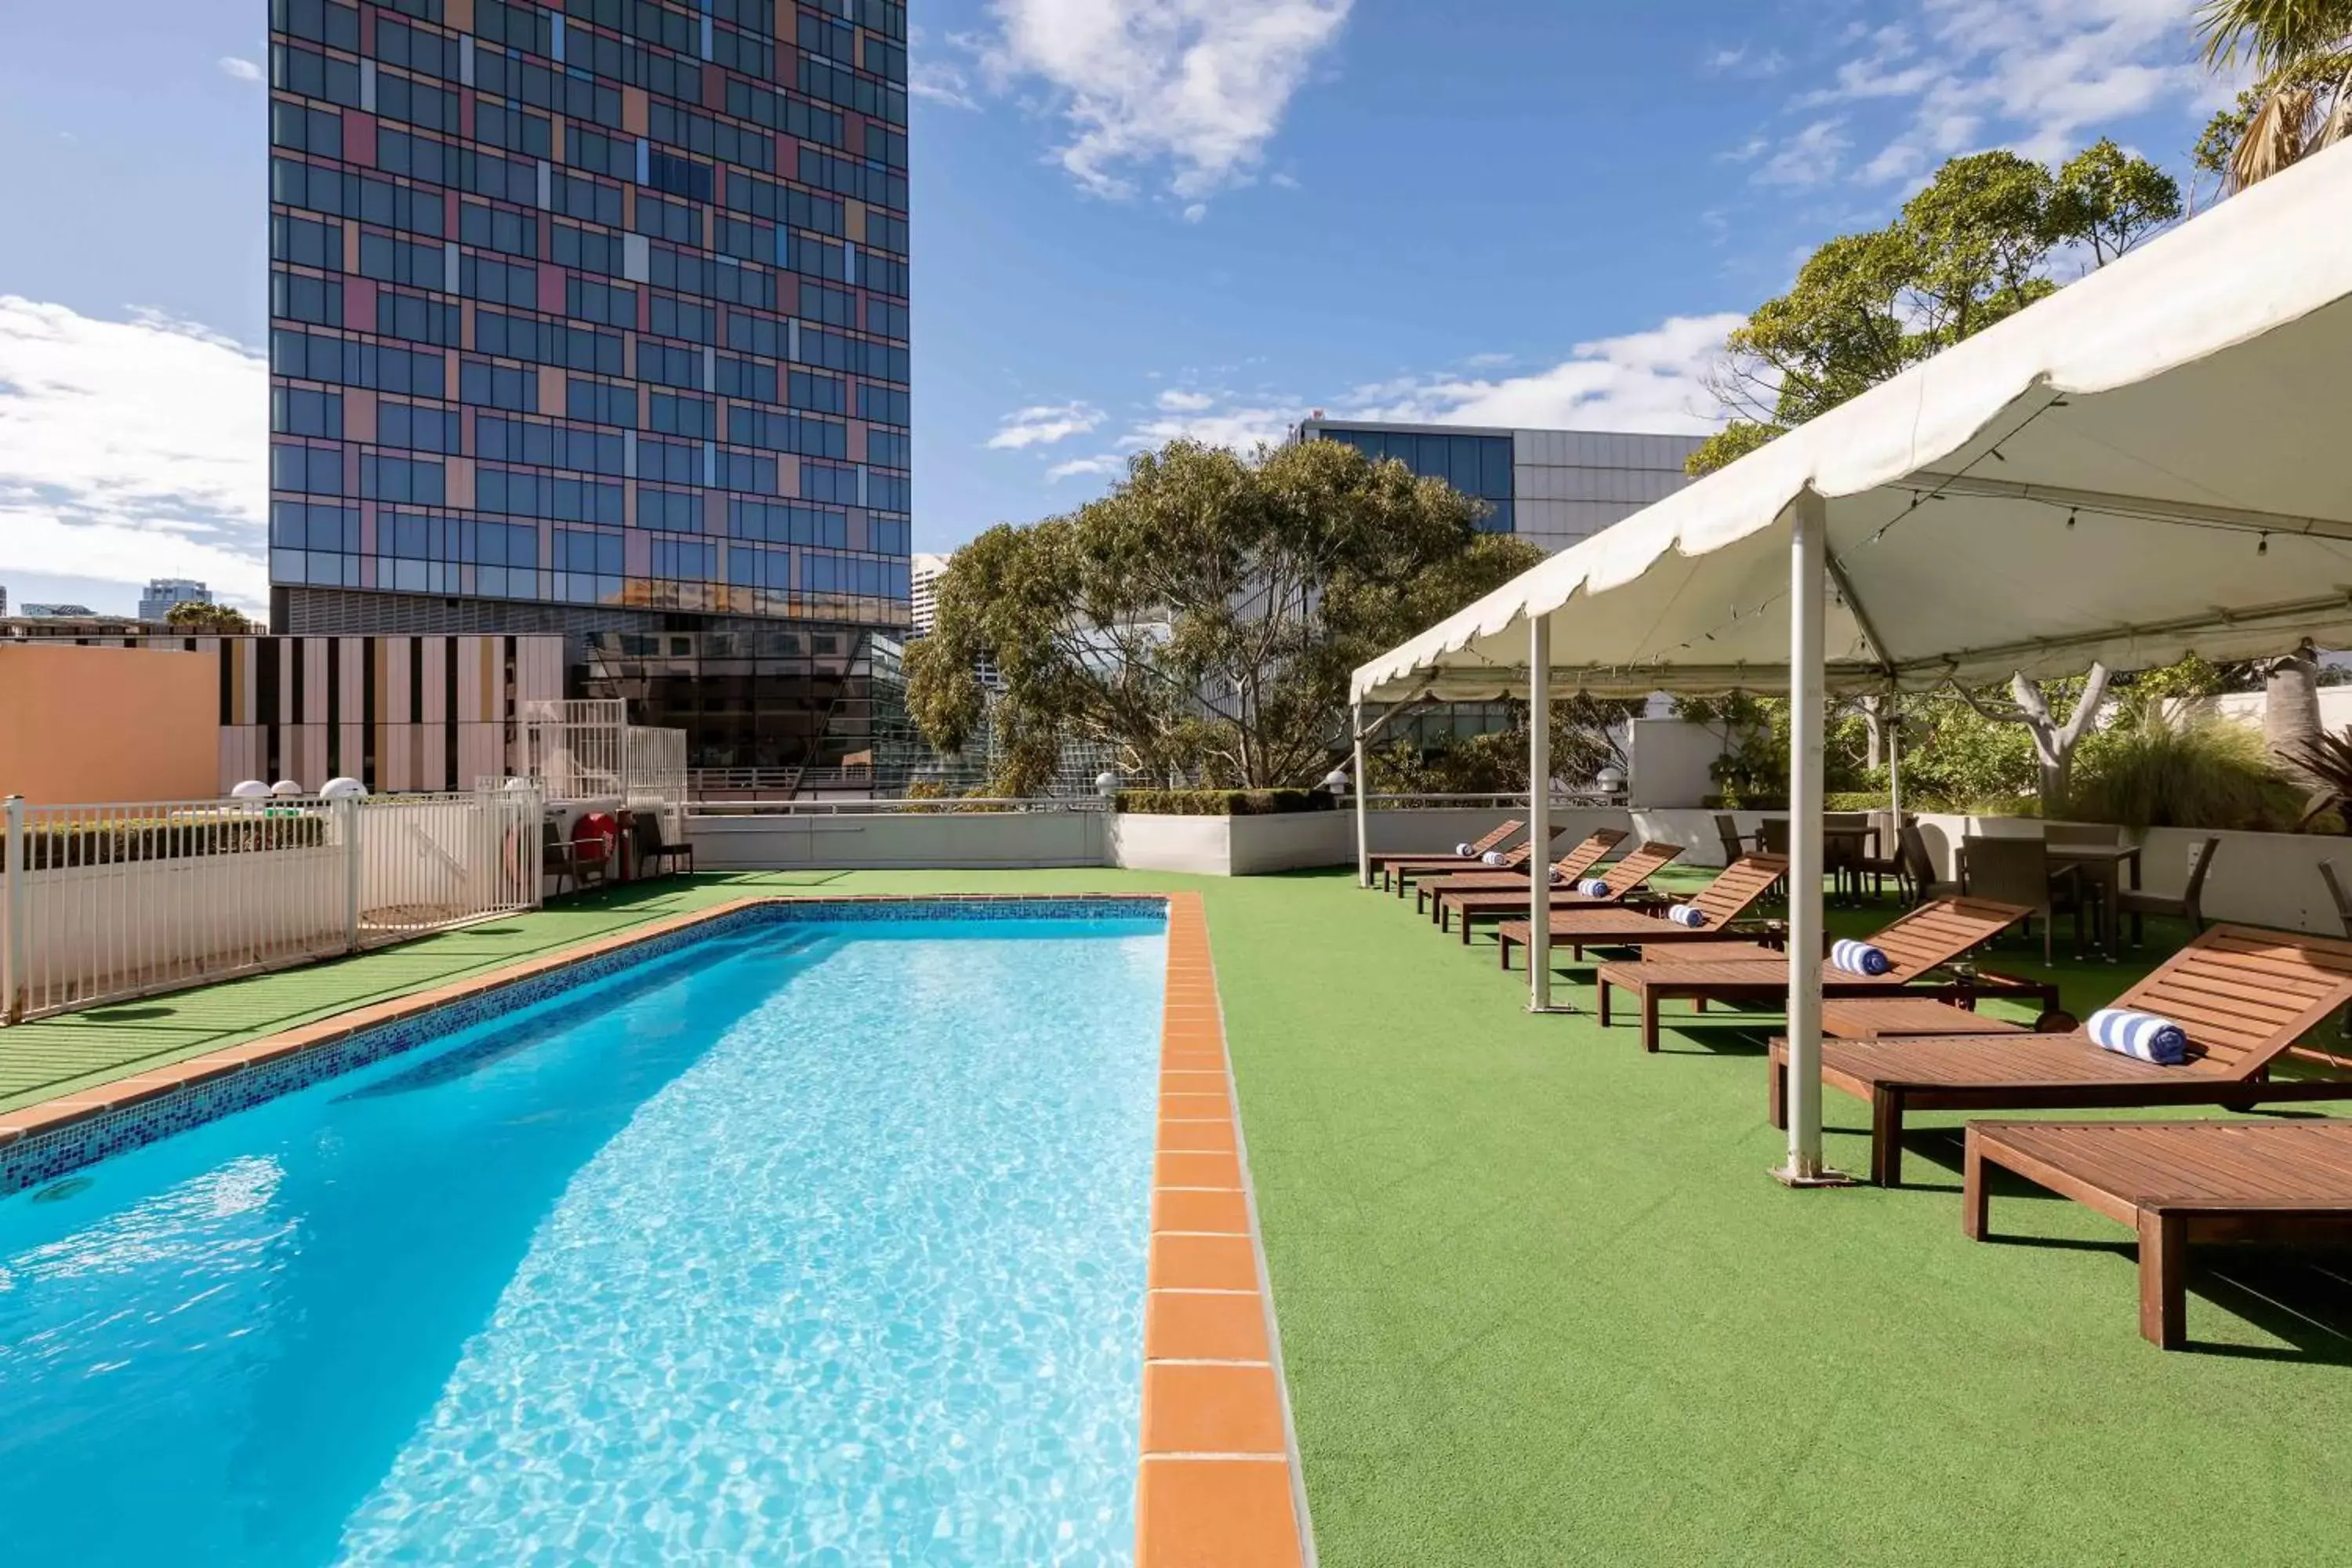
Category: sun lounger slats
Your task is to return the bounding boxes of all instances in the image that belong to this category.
[1780,925,2352,1185]
[1367,820,1521,876]
[1965,1120,2352,1347]
[1490,856,1790,967]
[1429,841,1683,937]
[1688,855,1789,924]
[1410,830,1627,909]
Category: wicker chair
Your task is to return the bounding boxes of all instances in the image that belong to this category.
[2111,835,2217,947]
[1962,835,2089,964]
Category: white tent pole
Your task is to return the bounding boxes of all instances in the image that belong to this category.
[1528,615,1552,1013]
[1779,488,1834,1184]
[1887,691,1903,822]
[1353,701,1370,888]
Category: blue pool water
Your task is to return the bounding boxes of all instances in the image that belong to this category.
[0,914,1167,1566]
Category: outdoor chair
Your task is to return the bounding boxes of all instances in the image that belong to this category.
[1771,924,2352,1185]
[1412,829,1627,916]
[1758,818,1791,856]
[1431,841,1685,942]
[1494,855,1789,971]
[541,819,592,896]
[2113,835,2217,947]
[632,811,696,878]
[1962,1118,2352,1348]
[1592,896,2051,1053]
[1367,819,1523,889]
[1713,813,1751,865]
[1824,811,1871,901]
[1381,838,1537,897]
[1896,822,1962,906]
[1847,811,1910,901]
[1962,835,2089,964]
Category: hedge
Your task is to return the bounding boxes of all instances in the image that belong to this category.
[7,811,329,871]
[1113,789,1336,816]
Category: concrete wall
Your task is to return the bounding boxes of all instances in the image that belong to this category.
[0,644,220,804]
[687,810,1108,872]
[1627,719,1726,809]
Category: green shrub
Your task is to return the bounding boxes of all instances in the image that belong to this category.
[9,811,328,871]
[1114,789,1334,816]
[2064,716,2302,832]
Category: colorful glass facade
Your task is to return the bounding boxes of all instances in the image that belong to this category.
[265,0,911,643]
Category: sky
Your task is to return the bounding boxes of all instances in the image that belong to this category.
[0,0,2239,615]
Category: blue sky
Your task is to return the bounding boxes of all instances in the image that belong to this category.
[0,0,2234,612]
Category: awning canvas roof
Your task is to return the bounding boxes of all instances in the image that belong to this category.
[1352,142,2352,704]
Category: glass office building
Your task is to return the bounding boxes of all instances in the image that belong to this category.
[266,0,909,771]
[1293,419,1700,554]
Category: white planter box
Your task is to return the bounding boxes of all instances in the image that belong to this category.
[687,811,1107,872]
[1107,812,1354,876]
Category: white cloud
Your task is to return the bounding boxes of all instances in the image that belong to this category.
[985,401,1105,449]
[1804,0,2212,183]
[1047,454,1129,483]
[1156,388,1217,412]
[1707,45,1788,78]
[217,55,263,83]
[1341,315,1741,436]
[971,0,1353,205]
[0,297,267,608]
[1754,118,1851,188]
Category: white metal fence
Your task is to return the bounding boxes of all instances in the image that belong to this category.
[1,789,543,1024]
[507,698,686,838]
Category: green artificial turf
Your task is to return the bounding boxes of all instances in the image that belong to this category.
[6,865,2349,1563]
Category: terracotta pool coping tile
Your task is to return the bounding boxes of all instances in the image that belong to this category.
[1146,1289,1272,1363]
[1155,1150,1243,1190]
[1158,1120,1238,1154]
[1137,1459,1303,1568]
[1141,1363,1288,1457]
[1149,1232,1260,1292]
[1150,1187,1253,1236]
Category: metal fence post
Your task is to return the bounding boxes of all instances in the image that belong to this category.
[342,795,363,953]
[3,796,24,1024]
[527,785,546,908]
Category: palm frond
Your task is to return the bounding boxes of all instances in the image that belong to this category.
[2232,85,2318,187]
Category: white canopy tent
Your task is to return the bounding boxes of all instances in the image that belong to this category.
[1348,141,2352,1183]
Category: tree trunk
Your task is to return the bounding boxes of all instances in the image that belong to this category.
[1860,696,1885,772]
[2266,640,2323,780]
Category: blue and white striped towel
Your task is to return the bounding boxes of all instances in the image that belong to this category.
[1481,850,1507,866]
[1577,877,1612,898]
[1455,841,1475,857]
[1667,903,1708,927]
[1830,938,1893,976]
[1548,866,1568,886]
[2088,1007,2189,1065]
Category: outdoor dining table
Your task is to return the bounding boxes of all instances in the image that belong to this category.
[2047,841,2142,959]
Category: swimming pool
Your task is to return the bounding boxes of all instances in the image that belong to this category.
[0,904,1168,1565]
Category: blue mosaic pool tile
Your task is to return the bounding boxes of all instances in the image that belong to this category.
[0,895,1168,1197]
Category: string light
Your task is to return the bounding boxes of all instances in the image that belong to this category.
[2259,533,2270,556]
[2066,508,2077,529]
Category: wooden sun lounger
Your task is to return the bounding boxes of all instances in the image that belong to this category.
[1426,842,1682,938]
[1409,829,1628,916]
[1368,819,1523,890]
[1494,855,1790,968]
[1964,1120,2352,1348]
[1769,924,2352,1186]
[1595,898,2051,1054]
[1381,837,1537,896]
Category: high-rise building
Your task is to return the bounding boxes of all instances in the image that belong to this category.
[138,579,214,622]
[909,550,948,636]
[266,0,911,775]
[0,585,9,616]
[1292,419,1702,554]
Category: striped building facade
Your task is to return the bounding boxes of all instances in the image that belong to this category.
[109,634,563,794]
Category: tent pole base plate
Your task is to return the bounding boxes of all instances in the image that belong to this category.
[1769,1163,1857,1189]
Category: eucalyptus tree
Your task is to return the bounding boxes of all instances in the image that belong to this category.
[906,437,1542,794]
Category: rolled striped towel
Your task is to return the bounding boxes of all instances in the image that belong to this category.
[1577,877,1612,898]
[1548,866,1567,886]
[1830,938,1893,976]
[2088,1007,2188,1065]
[1455,842,1475,857]
[1666,903,1708,927]
[1481,850,1508,866]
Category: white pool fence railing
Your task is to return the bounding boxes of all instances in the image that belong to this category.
[0,787,544,1025]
